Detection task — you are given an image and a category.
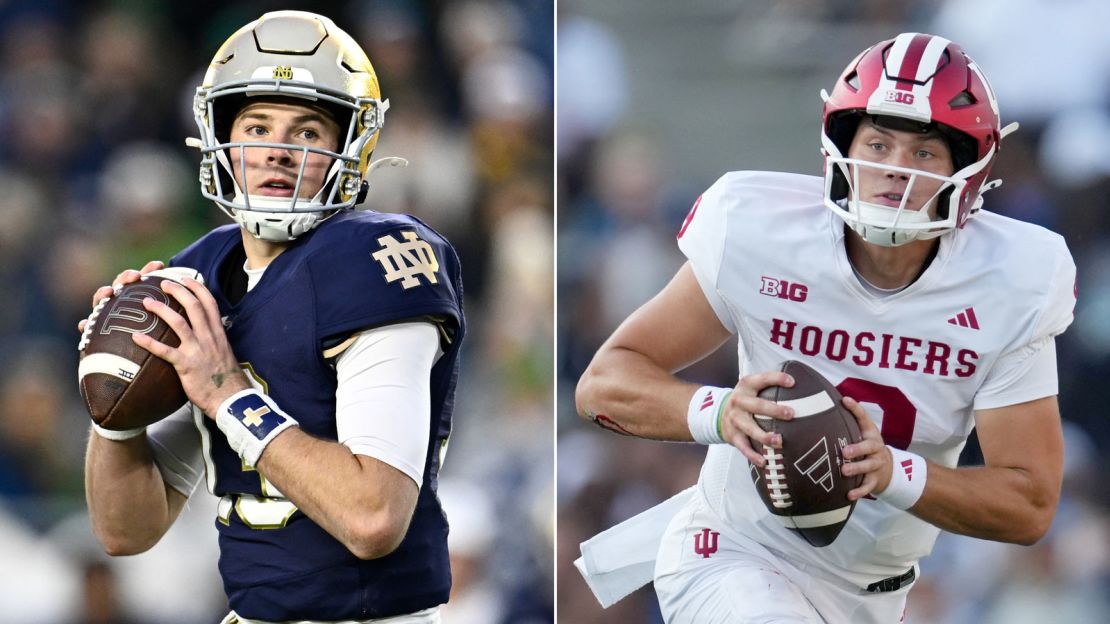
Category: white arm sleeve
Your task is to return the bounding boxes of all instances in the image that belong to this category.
[147,403,205,497]
[334,321,441,487]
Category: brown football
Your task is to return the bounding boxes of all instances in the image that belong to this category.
[78,268,201,430]
[749,360,864,547]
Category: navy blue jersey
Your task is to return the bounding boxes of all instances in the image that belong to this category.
[171,210,464,620]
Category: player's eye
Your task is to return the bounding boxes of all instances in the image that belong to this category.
[244,125,268,137]
[300,128,320,141]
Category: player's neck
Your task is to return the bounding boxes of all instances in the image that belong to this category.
[845,228,938,290]
[240,230,291,270]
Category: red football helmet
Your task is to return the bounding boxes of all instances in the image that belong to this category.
[820,33,1018,246]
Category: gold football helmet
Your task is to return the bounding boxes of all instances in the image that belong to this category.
[191,10,390,241]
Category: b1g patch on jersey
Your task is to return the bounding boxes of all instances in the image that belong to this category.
[372,230,441,289]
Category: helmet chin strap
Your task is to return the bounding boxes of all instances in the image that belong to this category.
[231,189,326,213]
[849,200,936,247]
[230,187,328,242]
[229,202,322,242]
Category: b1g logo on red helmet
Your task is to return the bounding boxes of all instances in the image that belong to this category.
[884,90,915,105]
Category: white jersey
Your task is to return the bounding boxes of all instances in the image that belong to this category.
[677,170,1076,586]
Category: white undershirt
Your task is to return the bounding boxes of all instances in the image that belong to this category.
[147,262,440,496]
[244,262,266,290]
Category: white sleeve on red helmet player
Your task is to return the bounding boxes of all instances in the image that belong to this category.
[1034,240,1079,341]
[972,236,1076,411]
[677,174,737,333]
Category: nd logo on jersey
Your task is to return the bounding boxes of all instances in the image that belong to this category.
[372,231,440,289]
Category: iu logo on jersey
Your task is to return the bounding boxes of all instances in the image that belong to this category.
[693,528,719,559]
[760,276,808,302]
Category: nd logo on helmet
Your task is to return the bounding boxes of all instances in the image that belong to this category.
[273,65,294,80]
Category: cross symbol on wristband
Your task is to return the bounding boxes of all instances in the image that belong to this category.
[243,405,271,427]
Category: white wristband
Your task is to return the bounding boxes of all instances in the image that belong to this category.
[876,446,928,510]
[91,422,147,441]
[687,386,732,445]
[215,390,298,468]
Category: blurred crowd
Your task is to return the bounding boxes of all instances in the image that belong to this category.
[557,1,1110,623]
[0,1,553,622]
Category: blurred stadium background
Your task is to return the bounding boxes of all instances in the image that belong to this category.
[557,1,1110,623]
[0,1,552,622]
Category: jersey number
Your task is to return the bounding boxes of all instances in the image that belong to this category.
[835,377,916,450]
[206,363,300,530]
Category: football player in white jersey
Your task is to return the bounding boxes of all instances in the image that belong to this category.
[574,33,1076,623]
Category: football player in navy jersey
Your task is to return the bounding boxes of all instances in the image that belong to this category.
[81,11,464,623]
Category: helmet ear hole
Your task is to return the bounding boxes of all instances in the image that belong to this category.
[356,180,369,204]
